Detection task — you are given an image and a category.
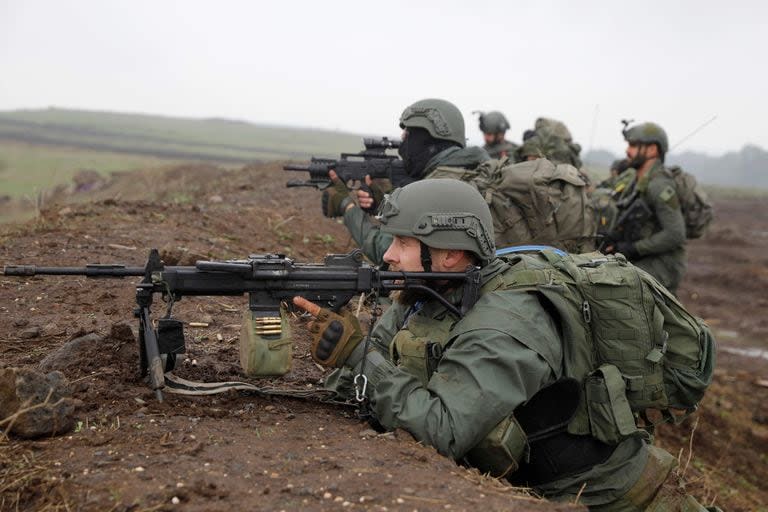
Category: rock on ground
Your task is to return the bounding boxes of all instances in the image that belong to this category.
[0,367,76,438]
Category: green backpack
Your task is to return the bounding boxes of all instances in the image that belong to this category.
[427,158,596,253]
[666,166,714,239]
[496,250,716,444]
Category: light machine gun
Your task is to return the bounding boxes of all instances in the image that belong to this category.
[283,137,413,190]
[3,249,481,401]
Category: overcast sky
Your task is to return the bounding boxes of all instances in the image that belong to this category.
[1,1,766,156]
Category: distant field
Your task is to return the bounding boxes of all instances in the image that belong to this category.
[0,108,372,198]
[0,140,190,198]
[0,108,364,163]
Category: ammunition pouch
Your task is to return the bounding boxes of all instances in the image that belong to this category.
[156,318,185,371]
[239,306,293,376]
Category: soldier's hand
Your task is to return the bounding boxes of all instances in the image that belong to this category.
[321,170,354,218]
[358,176,392,213]
[293,296,363,368]
[615,241,639,259]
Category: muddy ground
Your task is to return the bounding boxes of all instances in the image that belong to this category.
[0,163,766,511]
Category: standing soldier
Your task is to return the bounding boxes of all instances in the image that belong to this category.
[477,111,519,159]
[604,122,687,294]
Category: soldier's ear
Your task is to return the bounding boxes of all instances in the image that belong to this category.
[439,249,470,270]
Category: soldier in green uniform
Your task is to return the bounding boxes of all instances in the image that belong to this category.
[604,123,687,294]
[323,98,490,265]
[294,179,715,511]
[477,110,519,159]
[517,117,583,168]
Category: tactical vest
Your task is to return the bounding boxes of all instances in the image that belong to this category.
[388,250,715,479]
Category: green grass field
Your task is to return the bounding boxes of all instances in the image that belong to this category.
[0,108,370,199]
[0,140,189,198]
[0,108,363,163]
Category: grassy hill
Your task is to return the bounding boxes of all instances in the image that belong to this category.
[0,108,366,199]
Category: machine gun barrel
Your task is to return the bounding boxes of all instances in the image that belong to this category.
[3,264,146,277]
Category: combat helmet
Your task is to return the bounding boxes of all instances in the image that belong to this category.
[399,99,466,147]
[623,121,669,154]
[377,179,496,263]
[477,111,510,134]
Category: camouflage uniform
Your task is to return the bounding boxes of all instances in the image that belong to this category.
[612,164,687,294]
[328,180,712,511]
[521,118,583,168]
[484,139,519,160]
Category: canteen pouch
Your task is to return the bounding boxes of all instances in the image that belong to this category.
[585,364,640,444]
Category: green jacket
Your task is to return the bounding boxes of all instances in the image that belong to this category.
[483,139,519,160]
[334,258,651,507]
[342,146,490,265]
[618,160,687,293]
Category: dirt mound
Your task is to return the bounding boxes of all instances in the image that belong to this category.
[1,163,766,510]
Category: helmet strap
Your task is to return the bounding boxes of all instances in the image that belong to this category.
[419,242,433,273]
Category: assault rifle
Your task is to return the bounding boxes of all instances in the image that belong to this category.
[283,137,413,189]
[601,191,653,249]
[3,249,480,401]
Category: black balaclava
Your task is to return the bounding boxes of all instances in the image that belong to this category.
[398,127,458,178]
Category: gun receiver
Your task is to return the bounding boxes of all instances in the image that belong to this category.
[283,137,412,189]
[4,249,478,401]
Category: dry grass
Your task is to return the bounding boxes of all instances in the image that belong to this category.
[0,444,72,512]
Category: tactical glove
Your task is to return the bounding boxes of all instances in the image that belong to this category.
[321,180,353,218]
[359,177,393,214]
[616,241,640,259]
[307,307,364,368]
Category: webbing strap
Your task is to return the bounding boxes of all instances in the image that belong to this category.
[163,373,351,405]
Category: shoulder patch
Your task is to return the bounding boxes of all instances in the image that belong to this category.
[659,185,676,203]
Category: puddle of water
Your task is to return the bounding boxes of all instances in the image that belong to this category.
[719,346,768,361]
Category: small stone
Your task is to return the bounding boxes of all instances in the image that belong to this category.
[171,496,180,505]
[208,195,223,204]
[359,428,378,438]
[334,496,344,503]
[12,318,29,328]
[19,326,41,339]
[323,492,332,499]
[264,405,276,412]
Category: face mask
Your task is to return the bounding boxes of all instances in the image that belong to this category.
[398,128,455,178]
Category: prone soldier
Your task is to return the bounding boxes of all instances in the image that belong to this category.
[295,179,718,511]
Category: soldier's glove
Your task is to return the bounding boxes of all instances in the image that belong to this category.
[359,177,393,213]
[321,179,353,218]
[616,241,640,259]
[307,307,364,368]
